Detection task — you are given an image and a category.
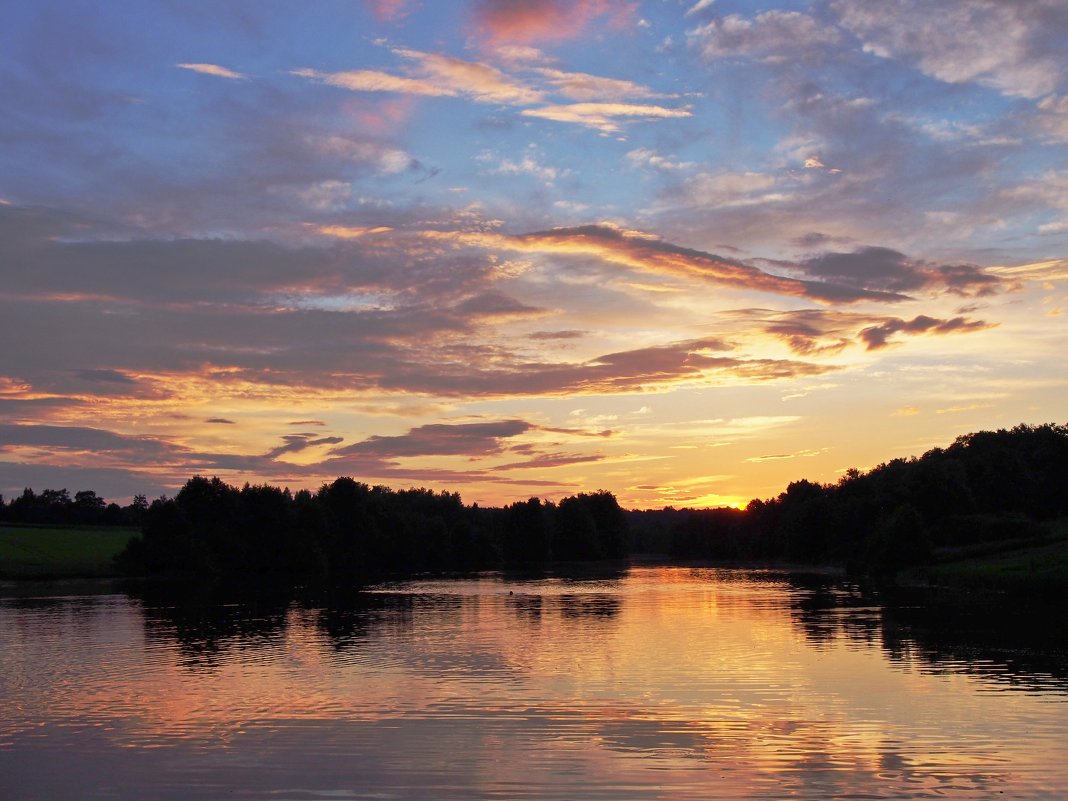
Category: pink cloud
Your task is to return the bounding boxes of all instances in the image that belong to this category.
[365,0,411,22]
[472,0,637,45]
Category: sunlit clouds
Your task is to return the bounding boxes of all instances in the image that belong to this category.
[1,0,1066,507]
[176,63,246,80]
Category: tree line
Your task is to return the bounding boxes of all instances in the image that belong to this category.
[3,422,1065,579]
[658,422,1068,573]
[0,488,148,527]
[113,478,628,580]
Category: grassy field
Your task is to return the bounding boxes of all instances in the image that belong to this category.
[0,524,138,579]
[905,522,1068,593]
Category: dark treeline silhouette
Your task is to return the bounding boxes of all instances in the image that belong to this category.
[5,422,1066,580]
[0,488,148,527]
[660,423,1068,574]
[114,476,628,580]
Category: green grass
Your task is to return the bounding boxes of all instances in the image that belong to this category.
[905,524,1068,593]
[0,524,139,578]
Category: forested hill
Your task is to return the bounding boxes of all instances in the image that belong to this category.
[657,423,1068,573]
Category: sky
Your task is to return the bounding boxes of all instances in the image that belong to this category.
[1,0,1066,508]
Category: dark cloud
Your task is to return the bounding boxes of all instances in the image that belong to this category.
[858,315,995,350]
[455,291,545,319]
[206,418,236,425]
[0,424,182,460]
[731,307,996,355]
[289,420,327,426]
[798,247,1003,297]
[540,426,614,438]
[528,330,586,340]
[791,232,854,250]
[73,369,136,384]
[494,452,605,470]
[330,420,533,459]
[264,434,344,459]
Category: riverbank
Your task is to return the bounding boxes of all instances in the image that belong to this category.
[4,519,1068,596]
[0,524,137,579]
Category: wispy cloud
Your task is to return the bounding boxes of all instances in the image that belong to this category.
[520,102,691,132]
[432,224,904,302]
[294,48,544,106]
[532,67,662,102]
[176,62,246,80]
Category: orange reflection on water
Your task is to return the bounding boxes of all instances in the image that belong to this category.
[1,569,1065,800]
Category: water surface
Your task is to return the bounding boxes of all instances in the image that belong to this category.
[2,567,1066,800]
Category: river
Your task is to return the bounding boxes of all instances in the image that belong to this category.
[1,566,1066,800]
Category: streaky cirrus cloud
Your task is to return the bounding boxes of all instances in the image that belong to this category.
[294,47,544,106]
[471,0,637,45]
[293,67,457,98]
[375,336,837,398]
[520,102,692,132]
[176,63,246,80]
[430,224,906,302]
[293,46,687,132]
[531,67,664,102]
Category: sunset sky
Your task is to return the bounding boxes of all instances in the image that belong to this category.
[2,0,1066,508]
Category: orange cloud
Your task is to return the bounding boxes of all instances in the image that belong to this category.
[314,224,394,239]
[472,0,638,45]
[532,68,662,101]
[392,48,544,104]
[293,67,453,97]
[294,50,543,106]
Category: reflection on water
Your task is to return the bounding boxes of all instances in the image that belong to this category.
[1,567,1066,800]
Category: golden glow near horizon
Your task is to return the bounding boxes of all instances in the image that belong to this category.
[1,2,1067,505]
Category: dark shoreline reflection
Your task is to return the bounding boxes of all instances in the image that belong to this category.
[2,567,1067,801]
[782,573,1068,693]
[5,566,1066,691]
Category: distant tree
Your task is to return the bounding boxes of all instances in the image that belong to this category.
[554,495,601,560]
[863,503,931,575]
[500,498,551,562]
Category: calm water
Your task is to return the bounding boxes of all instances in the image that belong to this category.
[1,567,1066,800]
